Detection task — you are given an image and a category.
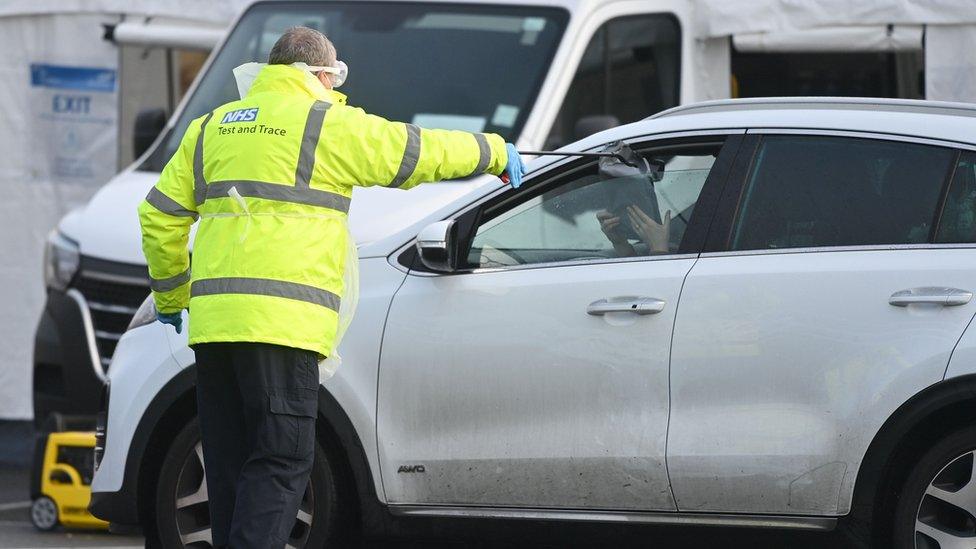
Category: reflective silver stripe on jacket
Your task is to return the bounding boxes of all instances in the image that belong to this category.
[191,277,340,311]
[193,112,214,205]
[205,180,351,213]
[145,188,198,219]
[390,123,422,188]
[295,100,331,188]
[468,133,491,177]
[151,268,191,293]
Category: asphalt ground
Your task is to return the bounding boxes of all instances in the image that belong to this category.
[0,422,850,548]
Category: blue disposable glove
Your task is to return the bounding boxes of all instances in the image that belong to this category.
[503,143,525,189]
[157,312,183,334]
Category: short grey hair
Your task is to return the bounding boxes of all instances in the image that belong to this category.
[268,26,337,67]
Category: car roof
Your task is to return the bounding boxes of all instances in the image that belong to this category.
[261,0,587,11]
[562,97,976,159]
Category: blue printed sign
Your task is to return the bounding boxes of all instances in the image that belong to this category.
[30,64,116,92]
[221,108,259,124]
[29,62,118,182]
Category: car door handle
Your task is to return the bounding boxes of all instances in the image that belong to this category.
[889,287,973,307]
[587,297,666,316]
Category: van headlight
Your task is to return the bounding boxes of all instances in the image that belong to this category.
[127,295,157,331]
[43,230,80,291]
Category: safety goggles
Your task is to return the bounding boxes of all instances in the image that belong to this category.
[301,61,348,88]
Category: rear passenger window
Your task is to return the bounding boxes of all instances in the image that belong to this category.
[731,136,955,251]
[936,151,976,244]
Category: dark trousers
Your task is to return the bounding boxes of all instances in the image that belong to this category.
[194,342,319,549]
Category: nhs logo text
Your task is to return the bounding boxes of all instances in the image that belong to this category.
[220,108,259,124]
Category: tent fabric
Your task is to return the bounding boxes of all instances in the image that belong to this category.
[696,0,976,37]
[0,0,252,24]
[0,12,123,419]
[927,25,976,103]
[732,25,923,52]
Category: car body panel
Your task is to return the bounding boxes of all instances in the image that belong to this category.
[90,321,182,494]
[377,257,695,510]
[941,286,976,381]
[669,248,976,515]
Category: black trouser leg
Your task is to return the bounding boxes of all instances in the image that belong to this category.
[195,343,247,548]
[194,342,319,549]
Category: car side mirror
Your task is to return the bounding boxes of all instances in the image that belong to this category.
[133,108,168,159]
[416,220,457,273]
[574,115,621,141]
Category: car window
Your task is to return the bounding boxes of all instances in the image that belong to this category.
[730,136,955,251]
[545,14,681,148]
[468,147,718,268]
[936,151,976,244]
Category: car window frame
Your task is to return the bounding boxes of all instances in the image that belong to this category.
[400,132,745,275]
[703,130,968,256]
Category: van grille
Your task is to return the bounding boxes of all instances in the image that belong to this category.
[72,257,150,369]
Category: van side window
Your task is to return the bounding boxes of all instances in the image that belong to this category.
[937,152,976,244]
[545,14,681,148]
[730,136,955,251]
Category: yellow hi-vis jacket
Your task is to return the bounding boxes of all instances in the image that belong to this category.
[138,64,507,356]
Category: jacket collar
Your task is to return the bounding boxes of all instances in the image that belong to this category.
[246,64,347,105]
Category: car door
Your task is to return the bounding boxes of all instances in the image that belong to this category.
[376,132,742,511]
[668,133,976,516]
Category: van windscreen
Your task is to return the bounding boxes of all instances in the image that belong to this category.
[142,2,568,171]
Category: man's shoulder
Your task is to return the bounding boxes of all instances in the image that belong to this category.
[326,103,385,124]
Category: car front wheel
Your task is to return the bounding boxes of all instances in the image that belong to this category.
[154,418,341,548]
[894,425,976,549]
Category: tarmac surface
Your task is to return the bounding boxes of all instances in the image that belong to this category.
[0,422,850,548]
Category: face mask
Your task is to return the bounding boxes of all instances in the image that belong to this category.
[232,60,349,99]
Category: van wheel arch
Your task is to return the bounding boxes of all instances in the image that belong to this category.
[846,374,976,547]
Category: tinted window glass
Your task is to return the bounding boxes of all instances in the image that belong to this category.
[545,14,680,148]
[143,2,567,170]
[731,136,954,251]
[469,147,717,268]
[937,151,976,244]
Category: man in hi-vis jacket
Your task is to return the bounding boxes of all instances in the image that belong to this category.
[138,26,524,548]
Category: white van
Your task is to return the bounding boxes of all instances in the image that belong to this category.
[34,0,727,428]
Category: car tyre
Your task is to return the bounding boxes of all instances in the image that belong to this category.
[154,418,343,547]
[893,424,976,549]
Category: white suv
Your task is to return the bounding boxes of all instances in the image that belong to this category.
[91,98,976,549]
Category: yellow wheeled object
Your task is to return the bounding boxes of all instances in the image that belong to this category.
[30,431,108,531]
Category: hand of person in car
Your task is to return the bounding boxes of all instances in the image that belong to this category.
[596,209,637,257]
[628,206,671,253]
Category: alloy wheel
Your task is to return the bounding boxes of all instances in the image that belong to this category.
[915,449,976,548]
[173,441,315,548]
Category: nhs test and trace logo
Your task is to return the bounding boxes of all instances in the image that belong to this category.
[221,107,259,123]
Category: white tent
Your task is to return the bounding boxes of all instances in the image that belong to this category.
[0,2,247,419]
[696,0,976,102]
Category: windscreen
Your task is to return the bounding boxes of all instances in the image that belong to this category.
[142,1,568,171]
